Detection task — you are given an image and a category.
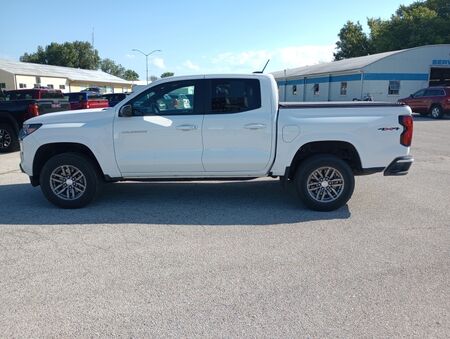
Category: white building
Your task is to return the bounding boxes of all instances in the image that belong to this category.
[272,44,450,102]
[0,59,133,93]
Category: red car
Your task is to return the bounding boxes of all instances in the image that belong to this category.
[399,87,450,119]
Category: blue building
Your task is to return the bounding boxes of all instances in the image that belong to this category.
[272,44,450,102]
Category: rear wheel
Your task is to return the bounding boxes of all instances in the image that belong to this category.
[0,123,19,153]
[430,105,443,119]
[40,153,102,208]
[294,155,355,211]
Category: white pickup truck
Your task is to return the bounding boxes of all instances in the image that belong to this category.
[19,74,413,211]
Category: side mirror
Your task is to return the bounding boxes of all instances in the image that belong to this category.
[119,104,133,117]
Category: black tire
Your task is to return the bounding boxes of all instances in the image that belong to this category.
[39,153,102,208]
[430,105,443,119]
[294,155,355,211]
[0,123,19,153]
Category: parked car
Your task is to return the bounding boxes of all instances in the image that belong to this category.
[64,92,109,110]
[399,87,450,119]
[101,93,128,107]
[81,87,102,94]
[20,74,413,211]
[0,89,70,152]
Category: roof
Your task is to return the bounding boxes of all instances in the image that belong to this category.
[271,44,450,79]
[0,58,131,85]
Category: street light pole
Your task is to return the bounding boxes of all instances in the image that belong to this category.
[132,49,162,85]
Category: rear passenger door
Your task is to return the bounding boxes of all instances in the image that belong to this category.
[202,77,274,173]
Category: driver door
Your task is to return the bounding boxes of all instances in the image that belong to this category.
[113,79,205,176]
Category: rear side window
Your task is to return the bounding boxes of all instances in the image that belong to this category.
[6,90,34,100]
[41,91,64,99]
[425,89,445,96]
[210,79,261,113]
[66,93,87,102]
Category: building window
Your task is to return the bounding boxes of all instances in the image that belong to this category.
[47,84,54,89]
[35,76,41,84]
[340,82,347,96]
[19,83,27,88]
[59,85,66,90]
[388,81,400,95]
[292,85,297,95]
[313,84,319,95]
[0,83,6,89]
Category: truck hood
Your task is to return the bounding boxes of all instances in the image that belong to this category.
[25,108,112,125]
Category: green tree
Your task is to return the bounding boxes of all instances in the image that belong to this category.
[334,0,450,60]
[369,0,450,52]
[161,72,174,78]
[100,58,126,77]
[20,41,100,69]
[123,69,139,81]
[334,21,372,60]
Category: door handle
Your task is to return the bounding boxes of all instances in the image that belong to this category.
[176,124,197,131]
[244,123,266,130]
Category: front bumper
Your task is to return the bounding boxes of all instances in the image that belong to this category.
[384,156,414,176]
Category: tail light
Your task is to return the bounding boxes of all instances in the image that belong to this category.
[399,115,413,147]
[24,103,39,120]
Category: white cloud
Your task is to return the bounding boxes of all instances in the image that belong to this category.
[212,50,272,71]
[125,54,135,59]
[207,44,334,73]
[183,60,200,71]
[278,44,335,68]
[152,57,165,69]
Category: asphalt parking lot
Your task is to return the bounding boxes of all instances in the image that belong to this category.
[0,115,449,337]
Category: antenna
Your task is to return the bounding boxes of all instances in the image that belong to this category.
[253,59,270,74]
[91,27,95,48]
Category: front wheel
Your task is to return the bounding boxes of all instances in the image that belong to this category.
[40,153,102,208]
[0,123,19,153]
[295,155,355,211]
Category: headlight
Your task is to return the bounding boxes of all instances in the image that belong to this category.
[20,123,42,140]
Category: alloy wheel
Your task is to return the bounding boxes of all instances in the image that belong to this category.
[306,166,344,202]
[0,128,11,149]
[50,165,87,201]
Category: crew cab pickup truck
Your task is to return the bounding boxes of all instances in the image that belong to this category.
[19,74,414,211]
[0,89,70,152]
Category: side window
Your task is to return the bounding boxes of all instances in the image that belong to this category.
[210,79,261,113]
[425,89,445,96]
[130,80,196,116]
[313,84,320,95]
[388,81,400,95]
[340,82,347,96]
[413,89,425,98]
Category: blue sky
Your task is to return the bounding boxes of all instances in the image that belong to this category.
[0,0,416,80]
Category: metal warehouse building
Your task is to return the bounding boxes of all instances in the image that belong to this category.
[0,59,132,93]
[273,44,450,102]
